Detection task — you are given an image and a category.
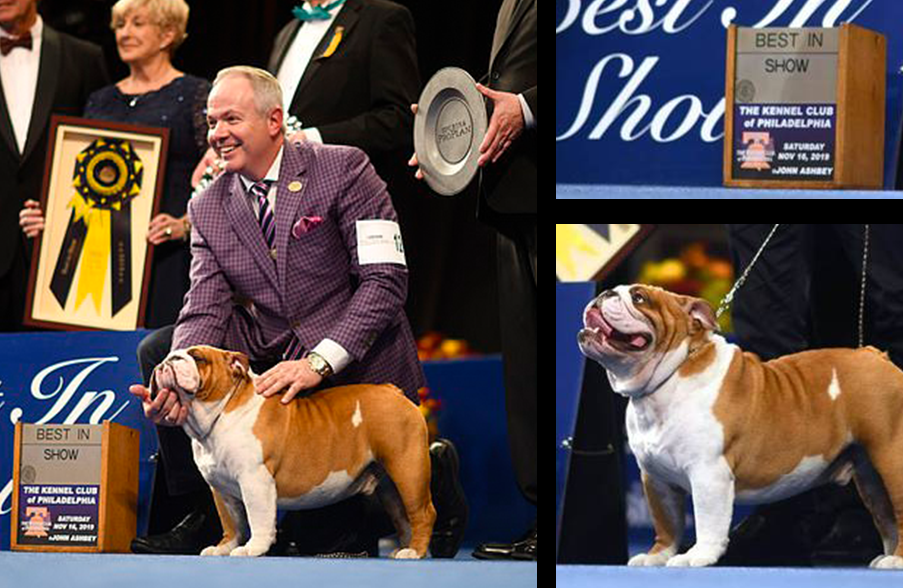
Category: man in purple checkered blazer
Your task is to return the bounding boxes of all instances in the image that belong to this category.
[169,67,424,407]
[161,65,423,403]
[128,64,425,549]
[128,65,471,559]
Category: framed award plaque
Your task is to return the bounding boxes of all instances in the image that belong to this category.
[24,115,169,330]
[556,224,654,282]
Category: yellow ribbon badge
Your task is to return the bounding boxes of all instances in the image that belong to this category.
[50,138,143,316]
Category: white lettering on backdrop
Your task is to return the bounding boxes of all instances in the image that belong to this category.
[0,357,129,517]
[556,0,874,142]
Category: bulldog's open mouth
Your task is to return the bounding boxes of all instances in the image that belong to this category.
[581,307,652,353]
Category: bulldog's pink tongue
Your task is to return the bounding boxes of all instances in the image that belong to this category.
[629,334,648,349]
[586,308,612,335]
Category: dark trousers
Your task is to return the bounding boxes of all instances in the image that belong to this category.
[137,325,205,495]
[727,224,903,364]
[496,215,537,506]
[0,241,30,332]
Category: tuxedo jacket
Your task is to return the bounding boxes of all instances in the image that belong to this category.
[480,0,537,218]
[0,25,108,278]
[172,141,425,400]
[267,0,419,157]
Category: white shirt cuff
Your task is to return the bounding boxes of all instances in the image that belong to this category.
[518,93,535,130]
[311,338,351,373]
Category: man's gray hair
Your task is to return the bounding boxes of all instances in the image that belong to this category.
[212,66,284,119]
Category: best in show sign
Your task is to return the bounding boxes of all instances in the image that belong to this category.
[731,29,838,182]
[556,0,903,187]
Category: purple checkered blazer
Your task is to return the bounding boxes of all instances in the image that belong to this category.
[171,141,425,401]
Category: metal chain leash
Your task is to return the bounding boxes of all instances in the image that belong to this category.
[716,223,870,349]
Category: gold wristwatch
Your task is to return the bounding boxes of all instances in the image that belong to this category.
[306,352,333,378]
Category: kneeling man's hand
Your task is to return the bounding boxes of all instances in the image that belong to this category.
[129,385,188,426]
[254,359,322,404]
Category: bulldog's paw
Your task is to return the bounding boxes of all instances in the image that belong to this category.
[391,548,423,560]
[229,542,269,557]
[200,544,232,556]
[870,555,903,569]
[627,551,671,566]
[666,545,723,567]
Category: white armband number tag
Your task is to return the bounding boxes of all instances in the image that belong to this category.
[355,220,406,266]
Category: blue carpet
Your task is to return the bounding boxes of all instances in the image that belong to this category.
[557,564,901,588]
[0,552,535,588]
[556,184,903,200]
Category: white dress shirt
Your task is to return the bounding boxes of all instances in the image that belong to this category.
[276,2,346,144]
[0,15,43,153]
[238,144,351,373]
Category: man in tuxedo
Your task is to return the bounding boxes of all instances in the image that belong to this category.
[129,66,432,556]
[409,0,536,560]
[472,0,536,562]
[0,0,108,331]
[267,0,418,165]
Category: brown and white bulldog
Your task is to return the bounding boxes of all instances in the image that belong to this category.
[578,284,903,569]
[150,345,435,558]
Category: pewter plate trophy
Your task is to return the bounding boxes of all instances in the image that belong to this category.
[414,67,488,196]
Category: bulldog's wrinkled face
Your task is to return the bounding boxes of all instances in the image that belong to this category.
[151,345,250,404]
[578,285,718,395]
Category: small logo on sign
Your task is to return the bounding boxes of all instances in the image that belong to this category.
[23,507,52,537]
[737,132,775,170]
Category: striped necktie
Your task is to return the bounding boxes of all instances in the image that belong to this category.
[249,180,275,250]
[284,335,304,360]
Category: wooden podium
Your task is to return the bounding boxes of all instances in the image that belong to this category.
[11,421,139,552]
[724,24,886,189]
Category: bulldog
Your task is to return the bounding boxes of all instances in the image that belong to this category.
[578,285,903,569]
[150,345,435,558]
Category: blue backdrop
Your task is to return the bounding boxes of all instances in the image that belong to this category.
[0,330,157,551]
[556,0,903,187]
[555,282,594,554]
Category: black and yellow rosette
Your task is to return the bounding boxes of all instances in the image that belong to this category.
[50,138,142,316]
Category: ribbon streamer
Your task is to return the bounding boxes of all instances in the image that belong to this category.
[50,138,142,317]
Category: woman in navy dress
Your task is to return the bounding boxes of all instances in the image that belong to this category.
[20,0,211,327]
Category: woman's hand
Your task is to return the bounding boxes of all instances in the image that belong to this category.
[19,200,45,238]
[148,213,188,245]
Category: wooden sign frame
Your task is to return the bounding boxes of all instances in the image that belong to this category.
[11,421,140,553]
[724,24,886,189]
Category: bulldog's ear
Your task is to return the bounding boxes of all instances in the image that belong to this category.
[230,352,250,379]
[686,298,718,332]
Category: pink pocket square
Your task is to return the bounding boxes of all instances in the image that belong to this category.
[292,216,323,238]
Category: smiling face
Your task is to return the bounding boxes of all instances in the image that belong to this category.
[578,285,718,396]
[0,0,36,34]
[112,6,175,65]
[206,75,284,180]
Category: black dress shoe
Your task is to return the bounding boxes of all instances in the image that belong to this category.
[810,508,883,566]
[472,525,536,561]
[720,486,856,567]
[267,524,378,558]
[131,510,222,555]
[428,439,469,558]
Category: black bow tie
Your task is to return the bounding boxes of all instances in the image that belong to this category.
[1,32,33,56]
